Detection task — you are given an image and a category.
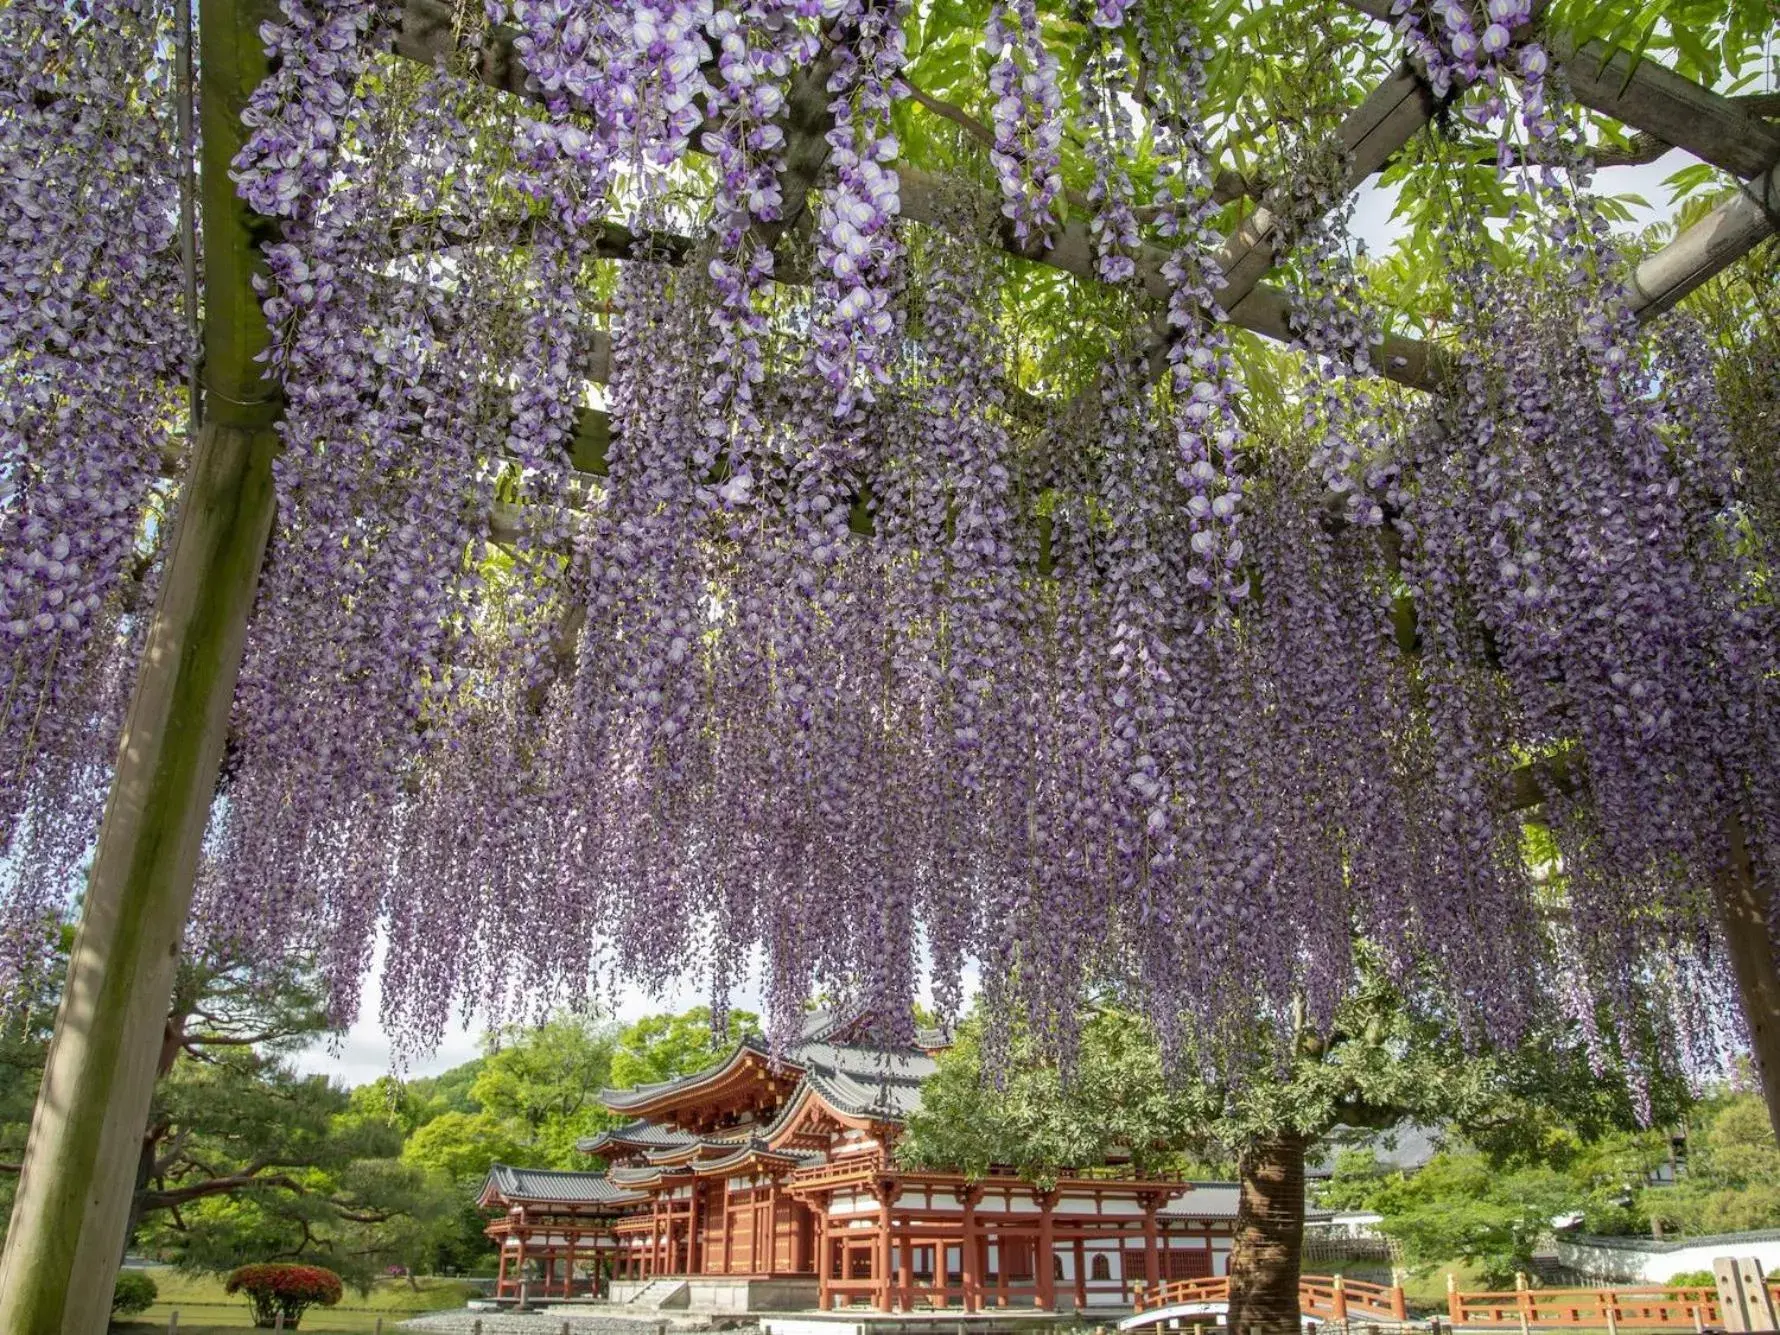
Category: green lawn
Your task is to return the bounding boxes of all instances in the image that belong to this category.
[116,1267,477,1332]
[1400,1258,1495,1312]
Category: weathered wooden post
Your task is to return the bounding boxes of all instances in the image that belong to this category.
[1514,1272,1532,1335]
[1333,1274,1349,1323]
[0,2,282,1330]
[1447,1272,1461,1327]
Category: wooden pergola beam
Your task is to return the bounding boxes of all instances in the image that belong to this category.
[1214,60,1440,315]
[1625,161,1780,317]
[1340,0,1780,180]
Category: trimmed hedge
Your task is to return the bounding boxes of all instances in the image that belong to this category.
[112,1271,158,1316]
[225,1263,344,1329]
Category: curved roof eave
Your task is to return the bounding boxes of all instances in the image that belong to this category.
[598,1035,802,1115]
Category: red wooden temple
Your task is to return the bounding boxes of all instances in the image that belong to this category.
[481,1012,1240,1312]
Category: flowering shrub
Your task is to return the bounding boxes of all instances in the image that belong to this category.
[225,1263,344,1329]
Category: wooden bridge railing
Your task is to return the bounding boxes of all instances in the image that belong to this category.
[1133,1274,1408,1322]
[1448,1281,1780,1329]
[1131,1274,1780,1328]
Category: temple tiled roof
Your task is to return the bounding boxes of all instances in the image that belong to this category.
[1154,1182,1335,1223]
[480,1164,647,1208]
[691,1137,827,1175]
[576,1119,702,1156]
[596,1012,939,1122]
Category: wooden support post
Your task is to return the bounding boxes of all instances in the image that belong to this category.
[0,5,282,1331]
[996,1227,1010,1308]
[1448,1273,1462,1326]
[1074,1238,1088,1312]
[1037,1193,1057,1312]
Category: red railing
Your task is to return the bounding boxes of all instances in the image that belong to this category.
[1448,1283,1780,1329]
[1133,1274,1407,1323]
[787,1154,886,1192]
[1103,1274,1780,1330]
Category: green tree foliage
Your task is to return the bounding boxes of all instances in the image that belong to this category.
[405,1059,486,1119]
[470,1011,623,1167]
[0,919,66,1228]
[609,1005,761,1090]
[1643,1093,1780,1235]
[402,1111,527,1184]
[899,964,1628,1177]
[898,1007,1206,1181]
[1361,1150,1593,1284]
[0,928,459,1286]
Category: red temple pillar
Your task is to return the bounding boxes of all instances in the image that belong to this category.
[875,1181,899,1312]
[815,1198,831,1310]
[497,1241,510,1298]
[721,1179,733,1274]
[961,1186,982,1314]
[898,1234,913,1313]
[1142,1199,1161,1295]
[1073,1237,1087,1311]
[1037,1192,1056,1311]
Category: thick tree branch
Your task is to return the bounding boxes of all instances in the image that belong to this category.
[139,1170,311,1211]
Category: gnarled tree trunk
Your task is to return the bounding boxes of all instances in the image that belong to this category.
[1226,1131,1307,1335]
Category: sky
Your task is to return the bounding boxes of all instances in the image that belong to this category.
[293,938,980,1087]
[291,144,1704,1091]
[292,945,742,1086]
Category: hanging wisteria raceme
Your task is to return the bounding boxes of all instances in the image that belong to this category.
[699,0,820,484]
[1271,129,1394,524]
[811,0,909,414]
[1142,12,1249,615]
[985,0,1063,246]
[0,0,185,994]
[1080,19,1139,284]
[197,61,522,1003]
[3,0,1770,1088]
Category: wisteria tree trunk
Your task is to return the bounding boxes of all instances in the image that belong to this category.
[1226,1131,1308,1335]
[1718,812,1780,1145]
